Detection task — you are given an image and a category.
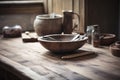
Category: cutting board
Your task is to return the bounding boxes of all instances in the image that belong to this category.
[22,32,38,42]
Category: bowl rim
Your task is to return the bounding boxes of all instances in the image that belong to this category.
[110,43,120,50]
[36,14,62,20]
[38,34,88,43]
[101,33,116,39]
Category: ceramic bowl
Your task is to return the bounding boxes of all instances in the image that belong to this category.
[115,41,120,48]
[100,33,116,45]
[38,34,87,53]
[110,43,120,57]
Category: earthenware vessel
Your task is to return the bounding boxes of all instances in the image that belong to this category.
[38,34,87,53]
[2,25,22,37]
[115,41,120,48]
[110,43,120,57]
[34,14,62,36]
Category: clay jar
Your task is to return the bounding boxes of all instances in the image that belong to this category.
[34,14,62,36]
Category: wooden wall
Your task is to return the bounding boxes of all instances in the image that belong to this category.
[47,0,85,33]
[0,0,119,36]
[45,0,119,37]
[85,0,119,38]
[118,1,120,40]
[0,1,45,33]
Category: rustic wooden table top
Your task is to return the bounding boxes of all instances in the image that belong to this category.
[0,35,120,80]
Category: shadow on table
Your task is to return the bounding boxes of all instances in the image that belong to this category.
[43,50,98,61]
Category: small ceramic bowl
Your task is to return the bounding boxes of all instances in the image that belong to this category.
[115,41,120,48]
[100,33,116,45]
[38,34,88,53]
[110,43,120,57]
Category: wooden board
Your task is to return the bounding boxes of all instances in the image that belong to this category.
[22,32,38,42]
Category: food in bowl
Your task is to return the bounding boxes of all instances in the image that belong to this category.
[38,34,88,53]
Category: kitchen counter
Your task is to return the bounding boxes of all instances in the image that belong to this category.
[0,36,120,80]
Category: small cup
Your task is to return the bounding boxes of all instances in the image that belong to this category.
[115,41,120,48]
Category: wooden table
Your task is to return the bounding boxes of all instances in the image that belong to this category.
[0,36,120,80]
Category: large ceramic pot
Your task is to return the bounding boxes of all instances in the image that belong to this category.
[34,14,62,36]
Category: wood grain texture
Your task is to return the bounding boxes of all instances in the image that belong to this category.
[0,1,44,14]
[47,0,85,33]
[85,0,119,37]
[0,35,120,80]
[47,0,118,36]
[0,1,45,33]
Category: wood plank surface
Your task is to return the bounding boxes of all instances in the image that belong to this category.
[0,36,120,80]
